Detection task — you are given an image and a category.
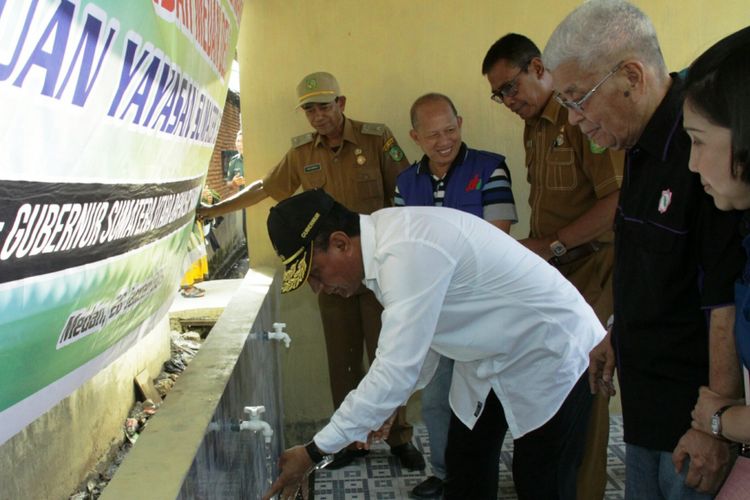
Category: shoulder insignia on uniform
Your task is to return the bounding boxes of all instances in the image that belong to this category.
[382,137,395,152]
[589,139,607,154]
[291,132,314,148]
[361,122,385,136]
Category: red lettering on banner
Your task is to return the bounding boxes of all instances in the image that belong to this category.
[153,0,230,77]
[154,0,175,14]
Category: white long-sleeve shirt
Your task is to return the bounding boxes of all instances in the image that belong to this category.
[314,207,604,453]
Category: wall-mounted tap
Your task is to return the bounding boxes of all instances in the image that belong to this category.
[239,405,274,444]
[267,322,291,348]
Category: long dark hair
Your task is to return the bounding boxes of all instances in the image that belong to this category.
[685,26,750,183]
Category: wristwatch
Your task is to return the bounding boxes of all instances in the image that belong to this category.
[305,441,335,470]
[549,238,567,257]
[711,405,733,438]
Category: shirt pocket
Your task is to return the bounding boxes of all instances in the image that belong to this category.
[637,220,680,254]
[545,147,577,191]
[355,169,383,202]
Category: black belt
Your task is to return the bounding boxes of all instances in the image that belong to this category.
[549,241,605,267]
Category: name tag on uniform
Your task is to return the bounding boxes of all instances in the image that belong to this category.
[304,163,321,173]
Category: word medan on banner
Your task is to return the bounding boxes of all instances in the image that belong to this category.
[57,270,164,349]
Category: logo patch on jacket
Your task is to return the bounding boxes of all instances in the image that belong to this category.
[658,189,673,214]
[466,174,482,192]
[388,145,404,162]
[304,163,321,173]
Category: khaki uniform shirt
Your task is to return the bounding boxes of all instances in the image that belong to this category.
[524,98,623,242]
[263,117,409,214]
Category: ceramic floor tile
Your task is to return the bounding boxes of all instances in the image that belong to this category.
[313,416,626,499]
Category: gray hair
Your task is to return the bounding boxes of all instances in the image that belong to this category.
[543,0,667,75]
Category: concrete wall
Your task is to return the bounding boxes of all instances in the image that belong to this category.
[236,0,750,434]
[0,318,170,500]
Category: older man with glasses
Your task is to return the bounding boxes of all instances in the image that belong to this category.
[544,1,744,499]
[482,33,623,500]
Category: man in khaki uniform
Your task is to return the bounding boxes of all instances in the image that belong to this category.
[225,130,245,194]
[482,34,623,500]
[200,71,423,470]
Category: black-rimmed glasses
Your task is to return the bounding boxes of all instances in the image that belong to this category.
[554,61,624,114]
[490,62,530,104]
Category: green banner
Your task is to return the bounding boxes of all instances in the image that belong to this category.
[0,0,244,445]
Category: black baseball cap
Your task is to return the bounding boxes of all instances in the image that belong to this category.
[267,189,335,293]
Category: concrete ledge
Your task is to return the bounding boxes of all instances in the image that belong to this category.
[102,268,278,500]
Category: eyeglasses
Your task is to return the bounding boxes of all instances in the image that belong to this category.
[490,62,529,104]
[554,61,624,114]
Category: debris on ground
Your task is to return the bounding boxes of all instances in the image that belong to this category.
[68,330,204,499]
